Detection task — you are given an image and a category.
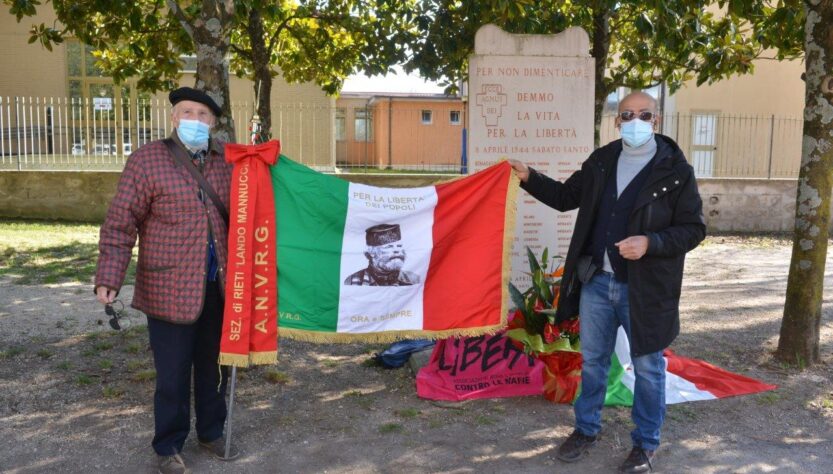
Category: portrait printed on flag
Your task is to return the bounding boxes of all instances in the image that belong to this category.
[336,184,436,333]
[344,223,422,287]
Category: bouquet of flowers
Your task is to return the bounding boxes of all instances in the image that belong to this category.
[506,247,580,354]
[506,247,582,403]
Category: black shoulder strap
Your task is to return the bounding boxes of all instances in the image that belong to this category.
[163,138,229,226]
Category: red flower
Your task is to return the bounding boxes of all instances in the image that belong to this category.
[543,322,560,343]
[559,317,580,336]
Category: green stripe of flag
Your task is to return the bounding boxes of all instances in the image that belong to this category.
[273,155,348,333]
[603,353,634,406]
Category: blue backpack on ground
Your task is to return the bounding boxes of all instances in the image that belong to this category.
[373,339,436,368]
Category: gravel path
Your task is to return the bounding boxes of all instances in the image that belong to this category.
[1,236,831,473]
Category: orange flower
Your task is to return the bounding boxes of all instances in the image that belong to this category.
[547,266,565,278]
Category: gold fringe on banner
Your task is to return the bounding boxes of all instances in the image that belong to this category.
[249,351,278,365]
[218,353,251,368]
[501,159,521,327]
[279,323,509,344]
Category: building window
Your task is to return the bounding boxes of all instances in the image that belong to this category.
[354,108,373,142]
[449,110,461,125]
[421,110,433,125]
[335,108,346,141]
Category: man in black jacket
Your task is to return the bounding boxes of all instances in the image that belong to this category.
[509,91,705,473]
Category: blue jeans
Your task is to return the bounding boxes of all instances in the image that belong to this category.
[573,272,666,451]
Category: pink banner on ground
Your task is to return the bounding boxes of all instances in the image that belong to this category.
[416,332,545,401]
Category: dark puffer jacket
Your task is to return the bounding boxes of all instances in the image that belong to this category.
[521,134,706,355]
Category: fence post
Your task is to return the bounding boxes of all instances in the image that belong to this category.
[767,114,775,179]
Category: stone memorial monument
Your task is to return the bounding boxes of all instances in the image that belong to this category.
[468,24,595,287]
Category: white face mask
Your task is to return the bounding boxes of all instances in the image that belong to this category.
[620,119,654,147]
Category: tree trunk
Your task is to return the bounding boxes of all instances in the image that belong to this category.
[247,7,273,141]
[168,0,236,143]
[590,9,612,149]
[776,1,833,366]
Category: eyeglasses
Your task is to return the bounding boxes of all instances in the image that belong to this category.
[105,299,130,331]
[619,111,655,122]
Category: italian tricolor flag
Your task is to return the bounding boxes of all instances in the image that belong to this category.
[603,328,777,405]
[273,156,519,342]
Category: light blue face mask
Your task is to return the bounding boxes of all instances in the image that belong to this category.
[620,119,654,147]
[177,119,210,149]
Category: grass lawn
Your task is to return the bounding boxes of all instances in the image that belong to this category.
[0,219,136,285]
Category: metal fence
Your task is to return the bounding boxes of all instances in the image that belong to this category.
[0,95,804,178]
[600,112,804,178]
[0,96,333,171]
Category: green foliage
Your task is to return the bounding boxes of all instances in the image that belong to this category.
[102,385,125,398]
[378,422,403,433]
[0,219,136,285]
[231,0,419,96]
[76,373,94,385]
[395,408,420,418]
[36,349,53,359]
[406,0,804,123]
[508,247,563,336]
[507,247,580,355]
[0,346,25,359]
[264,369,290,384]
[131,369,156,382]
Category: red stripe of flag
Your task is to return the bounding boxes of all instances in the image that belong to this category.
[664,349,777,398]
[423,162,512,331]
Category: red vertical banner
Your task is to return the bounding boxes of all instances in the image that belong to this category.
[220,140,281,366]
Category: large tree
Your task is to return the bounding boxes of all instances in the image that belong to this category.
[229,0,417,138]
[5,0,417,142]
[764,1,830,366]
[406,0,803,146]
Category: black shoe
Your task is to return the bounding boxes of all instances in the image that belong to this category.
[556,430,598,463]
[618,447,655,473]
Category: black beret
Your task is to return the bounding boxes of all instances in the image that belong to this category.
[169,87,222,117]
[366,224,401,246]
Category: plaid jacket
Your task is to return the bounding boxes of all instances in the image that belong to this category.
[95,136,232,324]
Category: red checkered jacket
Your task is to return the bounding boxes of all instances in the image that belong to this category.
[95,136,233,324]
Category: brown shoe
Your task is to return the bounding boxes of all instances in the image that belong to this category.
[199,437,241,460]
[157,453,190,474]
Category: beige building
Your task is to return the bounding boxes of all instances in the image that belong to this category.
[596,57,806,179]
[336,93,465,171]
[0,8,335,169]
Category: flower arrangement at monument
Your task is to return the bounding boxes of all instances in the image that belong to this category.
[507,248,582,403]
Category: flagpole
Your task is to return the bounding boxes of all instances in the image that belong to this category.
[224,365,237,460]
[224,95,263,460]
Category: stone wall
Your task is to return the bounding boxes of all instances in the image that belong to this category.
[699,178,833,233]
[0,171,450,223]
[2,171,832,233]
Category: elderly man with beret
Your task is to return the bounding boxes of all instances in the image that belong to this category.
[94,87,239,473]
[345,223,421,286]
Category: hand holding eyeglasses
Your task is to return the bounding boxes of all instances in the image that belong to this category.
[104,299,130,331]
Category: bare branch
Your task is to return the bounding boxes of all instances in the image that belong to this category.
[165,1,194,38]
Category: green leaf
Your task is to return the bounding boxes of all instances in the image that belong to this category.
[526,246,541,275]
[508,282,526,313]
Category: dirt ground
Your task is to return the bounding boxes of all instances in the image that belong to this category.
[1,235,832,474]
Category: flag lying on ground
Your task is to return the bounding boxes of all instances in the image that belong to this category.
[272,156,519,343]
[417,327,777,404]
[602,328,777,404]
